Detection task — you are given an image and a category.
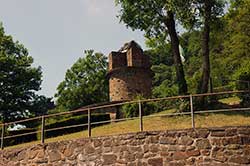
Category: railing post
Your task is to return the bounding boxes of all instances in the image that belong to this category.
[1,123,5,150]
[190,95,195,129]
[88,108,91,138]
[41,116,45,144]
[139,100,143,132]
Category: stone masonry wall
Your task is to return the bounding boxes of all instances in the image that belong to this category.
[109,67,152,101]
[108,41,152,102]
[1,126,250,166]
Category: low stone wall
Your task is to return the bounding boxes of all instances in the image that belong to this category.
[1,126,250,166]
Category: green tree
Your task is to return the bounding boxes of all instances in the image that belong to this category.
[192,0,225,94]
[30,95,54,116]
[144,34,173,67]
[115,0,190,95]
[55,50,108,110]
[144,36,177,98]
[151,65,178,98]
[222,0,250,74]
[0,23,43,122]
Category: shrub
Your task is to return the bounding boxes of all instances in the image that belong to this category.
[121,96,159,118]
[233,62,250,106]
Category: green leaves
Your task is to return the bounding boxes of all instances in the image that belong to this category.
[116,0,166,38]
[55,50,109,110]
[0,24,43,122]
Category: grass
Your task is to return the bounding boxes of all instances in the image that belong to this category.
[5,96,250,150]
[218,96,241,105]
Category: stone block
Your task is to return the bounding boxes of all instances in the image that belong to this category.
[227,144,240,150]
[93,139,102,147]
[195,139,211,149]
[177,136,193,145]
[173,151,189,160]
[103,139,112,147]
[222,136,242,145]
[129,146,142,152]
[143,153,156,159]
[201,149,210,156]
[225,128,237,137]
[186,150,200,157]
[241,136,250,144]
[243,145,250,155]
[211,131,225,137]
[148,157,163,166]
[211,138,222,146]
[168,161,185,166]
[159,137,176,145]
[103,154,117,165]
[84,145,95,154]
[146,136,159,144]
[197,129,210,138]
[48,151,61,162]
[229,155,250,164]
[149,144,159,153]
[238,128,250,135]
[123,151,136,162]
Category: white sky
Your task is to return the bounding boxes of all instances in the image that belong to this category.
[0,0,145,97]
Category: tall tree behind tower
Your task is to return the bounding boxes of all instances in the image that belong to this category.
[115,0,192,95]
[198,0,212,94]
[194,0,225,95]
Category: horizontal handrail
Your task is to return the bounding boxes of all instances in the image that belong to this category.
[2,106,250,145]
[91,117,138,125]
[5,106,250,138]
[1,90,250,149]
[195,107,250,114]
[2,90,249,126]
[5,116,42,126]
[45,123,89,133]
[144,112,192,118]
[4,130,40,139]
[191,90,248,97]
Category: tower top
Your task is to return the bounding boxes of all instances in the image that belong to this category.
[108,41,149,71]
[118,40,142,53]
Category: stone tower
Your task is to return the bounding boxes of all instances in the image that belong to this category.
[107,41,152,101]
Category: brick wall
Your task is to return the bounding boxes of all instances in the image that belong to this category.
[1,126,250,166]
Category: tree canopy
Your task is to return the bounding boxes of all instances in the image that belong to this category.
[55,50,109,110]
[222,0,250,72]
[0,23,44,122]
[115,0,189,95]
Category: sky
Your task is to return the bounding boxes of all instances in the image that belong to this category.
[0,0,145,97]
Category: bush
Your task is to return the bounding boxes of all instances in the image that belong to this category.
[121,96,159,118]
[38,113,110,139]
[233,62,250,106]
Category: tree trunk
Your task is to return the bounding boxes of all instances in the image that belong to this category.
[164,11,188,95]
[199,0,211,94]
[197,0,212,107]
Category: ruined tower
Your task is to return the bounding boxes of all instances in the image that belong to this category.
[107,41,152,101]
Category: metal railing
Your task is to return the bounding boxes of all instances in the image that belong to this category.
[214,79,250,91]
[0,90,250,150]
